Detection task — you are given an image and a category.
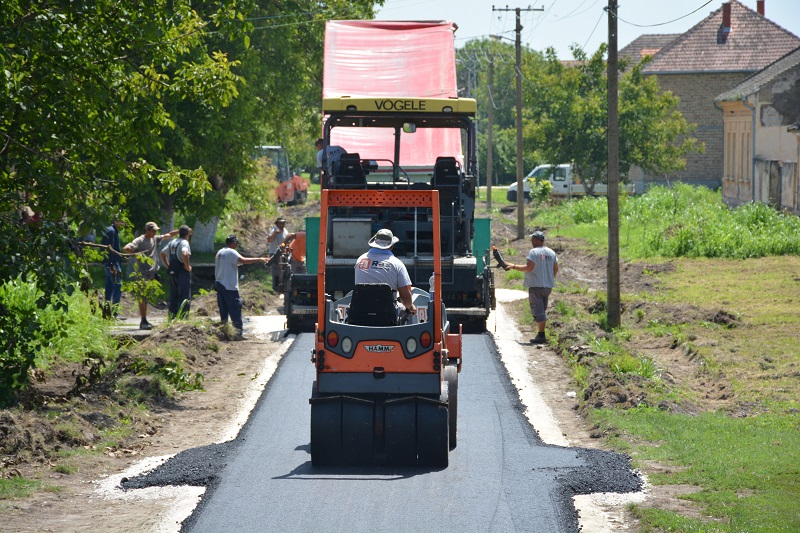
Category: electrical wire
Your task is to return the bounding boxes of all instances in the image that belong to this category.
[582,8,606,51]
[612,0,713,28]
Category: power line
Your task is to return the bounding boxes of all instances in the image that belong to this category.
[582,8,606,51]
[613,0,713,28]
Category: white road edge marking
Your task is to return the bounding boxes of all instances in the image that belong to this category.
[491,288,646,533]
[93,315,292,533]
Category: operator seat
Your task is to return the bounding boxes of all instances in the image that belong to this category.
[432,156,461,187]
[432,156,461,218]
[334,153,366,188]
[346,284,398,326]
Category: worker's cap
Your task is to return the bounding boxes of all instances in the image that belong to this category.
[226,235,239,244]
[275,217,287,224]
[368,229,399,249]
[145,221,160,231]
[529,231,545,241]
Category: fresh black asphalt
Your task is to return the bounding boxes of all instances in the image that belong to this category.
[122,333,641,532]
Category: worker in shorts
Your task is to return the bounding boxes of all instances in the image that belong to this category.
[504,231,558,344]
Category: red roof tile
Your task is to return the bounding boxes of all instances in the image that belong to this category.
[620,34,680,64]
[643,0,800,74]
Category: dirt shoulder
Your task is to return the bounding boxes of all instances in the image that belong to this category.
[1,315,291,533]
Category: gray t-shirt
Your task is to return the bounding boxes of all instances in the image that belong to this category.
[316,145,346,174]
[523,246,558,288]
[215,247,242,291]
[127,234,165,274]
[162,239,191,269]
[354,248,412,290]
[268,227,288,255]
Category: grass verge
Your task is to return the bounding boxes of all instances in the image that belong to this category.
[497,185,800,531]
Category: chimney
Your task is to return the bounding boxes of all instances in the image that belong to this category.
[722,2,732,33]
[757,0,765,16]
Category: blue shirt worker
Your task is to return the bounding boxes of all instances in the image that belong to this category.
[160,225,193,319]
[101,217,126,317]
[354,229,416,317]
[504,231,559,344]
[214,235,270,335]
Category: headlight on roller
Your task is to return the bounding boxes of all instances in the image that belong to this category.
[405,337,417,354]
[341,337,353,353]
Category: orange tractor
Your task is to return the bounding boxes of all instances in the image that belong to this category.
[310,188,462,467]
[255,145,309,206]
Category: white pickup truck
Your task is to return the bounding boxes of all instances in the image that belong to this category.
[507,164,635,201]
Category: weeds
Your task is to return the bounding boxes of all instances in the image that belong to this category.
[596,409,800,532]
[553,300,577,317]
[0,477,40,499]
[127,354,204,393]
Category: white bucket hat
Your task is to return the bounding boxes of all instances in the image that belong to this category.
[368,229,399,249]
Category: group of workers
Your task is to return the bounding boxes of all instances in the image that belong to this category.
[103,220,193,330]
[101,136,558,342]
[102,217,308,336]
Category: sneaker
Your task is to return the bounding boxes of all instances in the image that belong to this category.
[115,315,127,321]
[530,335,547,345]
[140,321,153,331]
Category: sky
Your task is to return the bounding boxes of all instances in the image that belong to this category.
[374,0,800,59]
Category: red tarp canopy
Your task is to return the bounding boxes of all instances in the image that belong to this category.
[323,21,463,166]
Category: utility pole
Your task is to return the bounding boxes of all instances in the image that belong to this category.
[487,56,494,212]
[492,5,544,240]
[606,0,621,329]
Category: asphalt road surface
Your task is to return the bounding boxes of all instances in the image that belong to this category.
[124,333,641,532]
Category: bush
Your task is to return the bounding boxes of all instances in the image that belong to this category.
[0,278,113,406]
[0,278,52,406]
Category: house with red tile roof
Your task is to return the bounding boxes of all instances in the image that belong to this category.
[716,46,800,214]
[620,34,680,66]
[623,1,799,191]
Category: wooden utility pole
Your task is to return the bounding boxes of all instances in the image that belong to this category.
[607,0,621,328]
[492,5,543,240]
[487,56,494,212]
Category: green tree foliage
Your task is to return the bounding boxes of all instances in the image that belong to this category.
[1,0,244,295]
[0,0,381,404]
[0,278,51,406]
[1,0,382,287]
[457,38,544,184]
[137,0,381,243]
[526,45,701,191]
[456,39,700,191]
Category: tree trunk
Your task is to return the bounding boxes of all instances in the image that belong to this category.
[191,216,219,253]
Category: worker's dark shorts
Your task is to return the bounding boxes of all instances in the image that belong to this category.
[528,287,552,323]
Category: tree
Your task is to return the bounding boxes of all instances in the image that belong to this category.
[147,0,382,251]
[457,39,544,185]
[526,45,701,193]
[1,0,248,295]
